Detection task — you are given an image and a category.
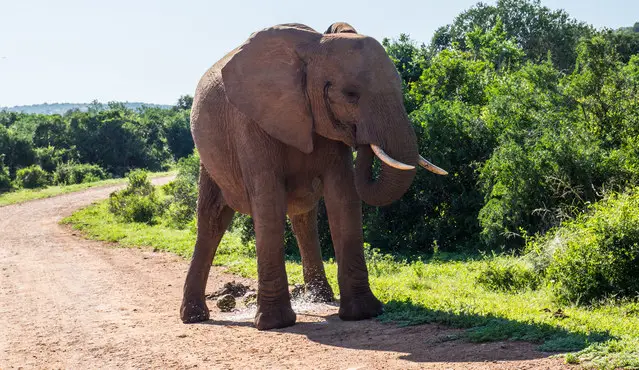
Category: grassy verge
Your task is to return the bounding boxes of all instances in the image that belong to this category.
[63,201,639,369]
[0,171,173,207]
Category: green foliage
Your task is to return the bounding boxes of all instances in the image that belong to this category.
[532,188,639,304]
[53,162,108,185]
[0,95,193,193]
[67,106,171,176]
[163,109,194,160]
[108,192,159,224]
[476,254,541,292]
[477,35,639,248]
[383,34,428,84]
[0,157,12,193]
[108,170,160,224]
[0,122,36,176]
[465,18,525,71]
[34,146,77,173]
[430,0,593,70]
[363,21,639,254]
[162,152,200,228]
[606,27,639,63]
[14,165,51,189]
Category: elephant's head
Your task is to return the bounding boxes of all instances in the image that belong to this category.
[324,22,358,34]
[222,24,446,206]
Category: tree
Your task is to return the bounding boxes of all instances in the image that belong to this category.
[163,110,194,160]
[430,0,593,71]
[173,95,193,111]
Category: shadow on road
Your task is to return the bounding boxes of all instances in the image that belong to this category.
[202,299,612,364]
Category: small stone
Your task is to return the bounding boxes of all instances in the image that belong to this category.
[216,294,236,312]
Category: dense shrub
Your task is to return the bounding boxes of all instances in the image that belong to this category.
[350,10,634,255]
[34,146,78,173]
[0,159,12,192]
[108,170,160,224]
[529,188,639,304]
[476,255,541,292]
[162,153,199,228]
[53,162,108,185]
[124,169,155,196]
[163,109,194,160]
[109,193,159,224]
[0,123,36,176]
[429,0,593,71]
[14,165,51,189]
[0,95,193,192]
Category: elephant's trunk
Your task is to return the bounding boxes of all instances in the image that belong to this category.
[354,113,419,207]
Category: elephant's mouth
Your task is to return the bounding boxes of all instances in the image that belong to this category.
[323,82,356,147]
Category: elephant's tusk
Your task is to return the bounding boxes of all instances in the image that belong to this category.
[370,144,415,170]
[418,155,448,175]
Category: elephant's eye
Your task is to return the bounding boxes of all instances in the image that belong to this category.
[342,89,359,104]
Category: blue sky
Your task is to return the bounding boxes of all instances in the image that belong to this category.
[1,0,637,107]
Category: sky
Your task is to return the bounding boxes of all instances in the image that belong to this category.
[1,0,637,107]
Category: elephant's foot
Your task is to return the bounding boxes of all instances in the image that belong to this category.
[338,291,383,321]
[254,303,296,330]
[306,280,335,303]
[180,298,210,323]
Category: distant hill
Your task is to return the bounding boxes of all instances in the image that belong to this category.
[1,102,172,115]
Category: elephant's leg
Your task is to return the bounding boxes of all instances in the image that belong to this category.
[251,178,296,330]
[323,152,383,321]
[290,206,334,302]
[181,165,235,323]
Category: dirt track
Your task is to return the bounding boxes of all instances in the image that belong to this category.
[0,178,570,369]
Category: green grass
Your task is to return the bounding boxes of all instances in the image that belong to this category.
[0,171,174,207]
[63,201,639,369]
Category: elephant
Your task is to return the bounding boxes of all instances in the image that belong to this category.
[325,22,357,34]
[180,22,447,330]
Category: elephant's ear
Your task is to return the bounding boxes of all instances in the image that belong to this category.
[222,26,320,154]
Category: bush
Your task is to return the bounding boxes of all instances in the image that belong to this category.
[0,159,12,193]
[53,162,108,185]
[14,165,51,189]
[108,169,160,224]
[162,152,199,228]
[109,192,159,223]
[532,188,639,304]
[34,146,78,173]
[124,169,155,196]
[476,255,541,292]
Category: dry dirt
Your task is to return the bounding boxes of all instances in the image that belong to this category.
[0,177,571,369]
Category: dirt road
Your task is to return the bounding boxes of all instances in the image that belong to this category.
[0,178,569,369]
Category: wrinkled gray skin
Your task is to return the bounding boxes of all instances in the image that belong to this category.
[181,22,419,330]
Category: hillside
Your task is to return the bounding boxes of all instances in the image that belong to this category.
[2,102,171,115]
